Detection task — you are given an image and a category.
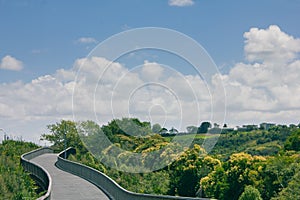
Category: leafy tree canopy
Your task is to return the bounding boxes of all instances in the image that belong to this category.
[152,123,162,133]
[284,129,300,151]
[40,120,84,152]
[238,185,262,200]
[198,122,211,133]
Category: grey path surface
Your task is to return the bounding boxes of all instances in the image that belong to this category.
[31,153,110,200]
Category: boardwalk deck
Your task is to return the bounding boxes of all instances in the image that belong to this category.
[31,153,110,200]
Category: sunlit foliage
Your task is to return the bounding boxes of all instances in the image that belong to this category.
[0,140,39,199]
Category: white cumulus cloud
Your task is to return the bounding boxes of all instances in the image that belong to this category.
[0,55,23,71]
[244,25,300,63]
[140,60,164,81]
[0,56,213,141]
[218,25,300,125]
[76,37,97,44]
[168,0,194,7]
[72,57,210,128]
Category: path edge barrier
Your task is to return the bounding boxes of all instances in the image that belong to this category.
[21,147,53,200]
[56,147,213,200]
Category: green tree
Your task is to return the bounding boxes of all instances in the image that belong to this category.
[261,155,299,200]
[238,185,262,200]
[41,120,84,152]
[271,171,300,200]
[77,120,111,153]
[200,152,266,200]
[168,144,210,197]
[284,129,300,151]
[200,165,229,199]
[152,123,162,133]
[197,122,211,133]
[102,118,151,138]
[186,126,198,133]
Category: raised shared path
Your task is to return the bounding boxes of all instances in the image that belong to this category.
[31,153,109,200]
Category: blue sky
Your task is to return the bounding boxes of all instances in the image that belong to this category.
[1,0,300,142]
[1,0,299,82]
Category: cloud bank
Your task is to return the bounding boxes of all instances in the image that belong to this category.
[0,25,300,142]
[217,25,300,124]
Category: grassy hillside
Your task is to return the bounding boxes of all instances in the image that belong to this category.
[0,140,39,200]
[42,119,300,200]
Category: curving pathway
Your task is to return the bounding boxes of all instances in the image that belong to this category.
[31,153,110,200]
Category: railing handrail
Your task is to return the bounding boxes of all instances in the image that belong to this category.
[56,147,212,200]
[21,147,53,200]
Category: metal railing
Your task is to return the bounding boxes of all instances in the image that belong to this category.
[56,147,212,200]
[21,147,53,200]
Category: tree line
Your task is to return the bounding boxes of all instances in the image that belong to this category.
[41,118,300,200]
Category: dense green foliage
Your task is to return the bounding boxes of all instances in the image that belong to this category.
[168,145,219,197]
[238,185,262,200]
[152,123,162,133]
[284,129,300,151]
[42,119,300,200]
[197,122,211,133]
[41,120,85,153]
[0,140,39,199]
[206,126,293,157]
[271,171,300,200]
